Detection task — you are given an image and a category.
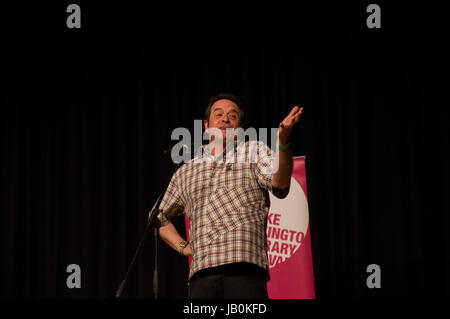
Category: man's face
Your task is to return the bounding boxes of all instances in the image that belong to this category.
[204,99,241,140]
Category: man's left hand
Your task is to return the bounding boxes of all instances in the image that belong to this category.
[278,106,303,145]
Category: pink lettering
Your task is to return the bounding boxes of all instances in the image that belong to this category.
[280,243,289,255]
[272,241,279,253]
[273,214,281,226]
[296,232,304,243]
[289,244,297,255]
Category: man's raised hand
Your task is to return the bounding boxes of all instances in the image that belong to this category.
[278,106,303,145]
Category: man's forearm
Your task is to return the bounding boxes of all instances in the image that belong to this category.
[159,222,188,253]
[271,145,293,190]
[272,104,302,190]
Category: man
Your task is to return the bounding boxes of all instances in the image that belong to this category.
[157,93,303,299]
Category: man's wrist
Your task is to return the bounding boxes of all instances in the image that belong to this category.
[278,142,290,151]
[178,240,188,256]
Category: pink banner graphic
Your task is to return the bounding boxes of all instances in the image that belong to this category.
[185,156,315,299]
[266,156,315,299]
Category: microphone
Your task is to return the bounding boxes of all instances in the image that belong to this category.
[164,142,204,164]
[162,143,189,156]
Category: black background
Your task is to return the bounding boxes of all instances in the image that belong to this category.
[1,1,449,299]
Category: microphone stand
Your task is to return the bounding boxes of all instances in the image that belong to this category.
[115,161,184,299]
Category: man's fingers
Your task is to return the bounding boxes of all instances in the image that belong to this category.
[292,107,303,122]
[293,107,303,116]
[281,106,303,128]
[288,106,303,120]
[288,106,300,117]
[294,108,303,122]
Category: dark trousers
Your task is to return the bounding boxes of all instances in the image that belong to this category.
[188,263,269,299]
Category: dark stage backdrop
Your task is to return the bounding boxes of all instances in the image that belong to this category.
[1,1,449,298]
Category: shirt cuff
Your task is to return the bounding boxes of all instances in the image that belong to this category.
[157,211,170,227]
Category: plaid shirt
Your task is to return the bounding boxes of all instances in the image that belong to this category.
[157,140,279,280]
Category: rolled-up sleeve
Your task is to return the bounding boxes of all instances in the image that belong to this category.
[157,172,185,226]
[254,141,274,192]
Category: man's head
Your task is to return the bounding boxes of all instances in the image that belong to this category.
[203,93,245,140]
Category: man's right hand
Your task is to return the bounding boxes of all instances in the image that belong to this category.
[182,244,192,257]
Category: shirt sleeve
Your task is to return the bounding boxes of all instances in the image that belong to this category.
[254,141,274,192]
[157,170,185,226]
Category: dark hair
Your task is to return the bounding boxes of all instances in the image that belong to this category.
[204,93,245,127]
